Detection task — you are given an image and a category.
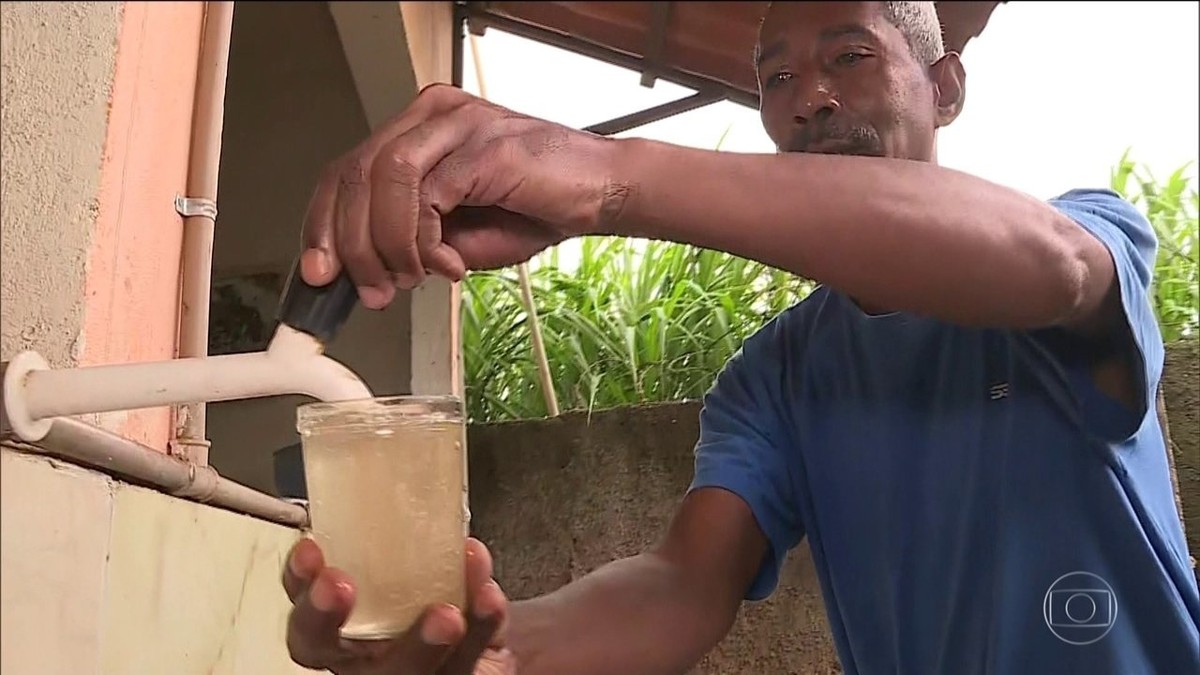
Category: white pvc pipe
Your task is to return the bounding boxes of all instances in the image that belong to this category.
[176,0,237,463]
[13,416,309,528]
[5,325,372,443]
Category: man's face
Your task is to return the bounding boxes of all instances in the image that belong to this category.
[755,2,957,161]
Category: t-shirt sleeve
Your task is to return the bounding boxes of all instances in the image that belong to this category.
[688,321,805,601]
[1044,188,1163,442]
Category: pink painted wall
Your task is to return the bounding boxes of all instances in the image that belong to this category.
[81,2,206,451]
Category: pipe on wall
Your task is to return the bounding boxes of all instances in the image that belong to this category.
[174,0,236,466]
[4,325,372,444]
[1,325,373,528]
[5,417,308,528]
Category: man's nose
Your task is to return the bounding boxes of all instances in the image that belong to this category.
[792,82,840,125]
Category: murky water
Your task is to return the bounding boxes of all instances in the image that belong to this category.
[302,419,466,639]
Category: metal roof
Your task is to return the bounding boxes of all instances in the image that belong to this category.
[459,1,1006,116]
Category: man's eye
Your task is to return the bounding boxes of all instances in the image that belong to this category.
[836,52,868,66]
[766,71,794,88]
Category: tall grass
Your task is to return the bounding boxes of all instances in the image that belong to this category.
[1110,151,1199,342]
[463,153,1199,423]
[462,239,816,423]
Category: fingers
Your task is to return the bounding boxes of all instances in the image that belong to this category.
[377,603,467,674]
[464,537,494,594]
[418,154,475,282]
[335,158,395,310]
[475,580,510,648]
[369,105,476,287]
[300,165,342,287]
[307,83,476,304]
[434,538,509,675]
[282,535,507,675]
[440,579,509,675]
[363,83,473,162]
[443,208,565,271]
[286,567,357,670]
[282,537,325,602]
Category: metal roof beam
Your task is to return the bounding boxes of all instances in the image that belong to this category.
[583,90,725,137]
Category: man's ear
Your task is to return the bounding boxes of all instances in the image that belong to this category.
[930,52,966,127]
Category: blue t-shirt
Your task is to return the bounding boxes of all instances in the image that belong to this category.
[690,189,1200,675]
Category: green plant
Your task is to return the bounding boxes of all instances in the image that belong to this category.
[1110,150,1199,342]
[461,238,815,423]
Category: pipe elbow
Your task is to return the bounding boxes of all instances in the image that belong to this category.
[265,324,372,401]
[292,356,373,402]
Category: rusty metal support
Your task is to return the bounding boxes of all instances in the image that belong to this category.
[452,1,467,88]
[640,2,674,88]
[583,90,725,137]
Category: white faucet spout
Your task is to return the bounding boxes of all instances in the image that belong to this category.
[3,324,372,442]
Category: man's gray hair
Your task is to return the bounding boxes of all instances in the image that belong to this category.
[754,2,947,67]
[881,1,946,66]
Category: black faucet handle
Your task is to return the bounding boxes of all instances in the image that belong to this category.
[276,257,358,344]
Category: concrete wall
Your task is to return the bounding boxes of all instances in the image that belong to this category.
[468,340,1200,674]
[0,448,304,675]
[469,403,842,674]
[1164,340,1199,562]
[205,1,414,495]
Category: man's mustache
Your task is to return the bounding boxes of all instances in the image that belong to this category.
[788,124,864,150]
[785,122,884,156]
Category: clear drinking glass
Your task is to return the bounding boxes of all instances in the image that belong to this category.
[297,395,467,640]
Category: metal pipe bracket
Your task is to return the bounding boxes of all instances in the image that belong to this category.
[175,194,218,220]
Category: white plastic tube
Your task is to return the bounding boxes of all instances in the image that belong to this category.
[175,0,237,462]
[8,416,309,528]
[5,325,372,442]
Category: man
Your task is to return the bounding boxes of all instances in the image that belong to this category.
[281,2,1200,673]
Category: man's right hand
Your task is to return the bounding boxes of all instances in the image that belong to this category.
[283,536,515,675]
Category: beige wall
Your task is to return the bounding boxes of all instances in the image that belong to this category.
[206,1,414,494]
[0,448,305,675]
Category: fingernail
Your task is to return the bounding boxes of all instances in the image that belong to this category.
[311,249,328,272]
[310,578,337,612]
[357,286,386,309]
[420,614,455,646]
[474,581,500,620]
[302,249,330,278]
[288,552,304,578]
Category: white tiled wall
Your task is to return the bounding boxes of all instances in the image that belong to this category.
[1,452,113,675]
[1,449,308,675]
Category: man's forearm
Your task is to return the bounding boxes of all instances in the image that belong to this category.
[505,552,741,675]
[601,138,1112,331]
